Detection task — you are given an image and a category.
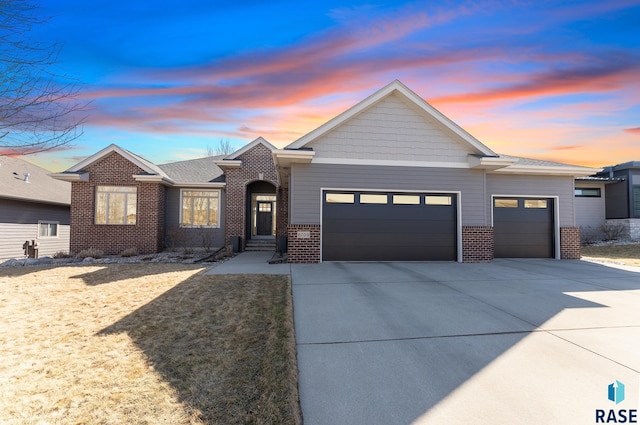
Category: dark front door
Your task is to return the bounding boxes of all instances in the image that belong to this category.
[256,201,273,235]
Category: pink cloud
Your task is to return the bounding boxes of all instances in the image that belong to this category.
[623,127,640,134]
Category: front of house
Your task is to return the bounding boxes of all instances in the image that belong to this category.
[53,81,599,262]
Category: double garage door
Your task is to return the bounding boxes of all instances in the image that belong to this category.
[322,191,457,261]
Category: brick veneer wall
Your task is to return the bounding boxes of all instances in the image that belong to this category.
[70,152,165,255]
[223,143,279,248]
[276,186,289,238]
[462,226,494,263]
[287,224,320,263]
[560,227,581,259]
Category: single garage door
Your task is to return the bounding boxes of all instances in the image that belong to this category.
[322,191,457,261]
[493,197,555,258]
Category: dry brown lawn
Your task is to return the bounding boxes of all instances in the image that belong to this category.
[581,243,640,267]
[0,264,300,425]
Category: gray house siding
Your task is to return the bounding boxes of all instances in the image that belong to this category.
[574,182,606,230]
[486,174,575,226]
[0,199,70,260]
[164,187,226,249]
[290,163,486,225]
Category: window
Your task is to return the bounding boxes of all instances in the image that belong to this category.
[633,187,640,218]
[181,190,220,227]
[96,186,137,224]
[575,188,601,197]
[393,195,420,205]
[360,194,388,204]
[425,195,452,206]
[525,199,548,209]
[495,199,518,208]
[258,203,272,212]
[326,193,355,203]
[38,221,58,238]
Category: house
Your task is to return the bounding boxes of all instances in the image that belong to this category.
[53,80,599,262]
[593,161,640,240]
[0,156,71,260]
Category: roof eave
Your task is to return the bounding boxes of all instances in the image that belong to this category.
[133,174,175,185]
[50,172,89,182]
[491,165,602,177]
[273,149,315,168]
[214,160,242,168]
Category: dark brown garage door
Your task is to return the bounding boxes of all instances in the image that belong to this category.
[493,197,554,258]
[322,191,457,261]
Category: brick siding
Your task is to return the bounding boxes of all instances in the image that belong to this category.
[70,152,165,255]
[560,227,581,259]
[287,224,320,263]
[462,226,494,263]
[223,143,280,249]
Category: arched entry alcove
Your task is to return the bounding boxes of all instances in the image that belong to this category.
[245,180,277,241]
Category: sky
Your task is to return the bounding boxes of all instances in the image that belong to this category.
[16,0,640,171]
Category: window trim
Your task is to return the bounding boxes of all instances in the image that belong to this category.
[38,221,59,238]
[179,188,221,228]
[95,186,137,225]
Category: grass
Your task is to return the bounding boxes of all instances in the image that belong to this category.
[0,264,300,424]
[581,243,640,267]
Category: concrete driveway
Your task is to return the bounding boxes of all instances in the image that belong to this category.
[291,259,640,425]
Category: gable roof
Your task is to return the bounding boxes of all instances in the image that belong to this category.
[285,80,497,156]
[224,137,276,160]
[0,156,70,205]
[66,144,169,177]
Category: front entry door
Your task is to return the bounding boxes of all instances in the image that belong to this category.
[256,202,273,235]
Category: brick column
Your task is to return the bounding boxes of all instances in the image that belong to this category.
[287,224,320,263]
[462,226,494,263]
[560,227,581,259]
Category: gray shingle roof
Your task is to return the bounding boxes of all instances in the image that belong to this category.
[158,155,226,183]
[0,156,70,205]
[498,154,591,169]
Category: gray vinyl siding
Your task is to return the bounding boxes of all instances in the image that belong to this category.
[574,183,606,230]
[164,187,225,249]
[486,174,575,226]
[290,163,486,225]
[307,93,480,163]
[0,198,70,260]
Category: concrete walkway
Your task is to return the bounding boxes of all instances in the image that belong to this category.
[292,259,640,425]
[205,251,290,275]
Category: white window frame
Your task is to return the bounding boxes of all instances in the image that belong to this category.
[38,221,59,238]
[95,186,137,225]
[179,189,221,228]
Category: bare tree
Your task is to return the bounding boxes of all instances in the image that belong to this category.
[207,138,234,156]
[0,0,86,155]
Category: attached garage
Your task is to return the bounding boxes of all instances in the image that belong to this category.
[493,197,556,258]
[322,191,458,261]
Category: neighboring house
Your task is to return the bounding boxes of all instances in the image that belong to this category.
[574,177,624,241]
[53,80,599,262]
[0,156,71,260]
[594,161,640,240]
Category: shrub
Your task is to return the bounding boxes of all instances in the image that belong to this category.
[165,226,187,252]
[76,248,104,259]
[580,226,600,245]
[52,251,71,259]
[121,247,138,257]
[599,223,626,241]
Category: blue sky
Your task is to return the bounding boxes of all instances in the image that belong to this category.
[19,0,640,171]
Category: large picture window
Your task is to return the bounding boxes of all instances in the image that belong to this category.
[95,186,137,225]
[181,190,220,227]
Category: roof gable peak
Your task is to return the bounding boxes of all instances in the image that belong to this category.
[224,137,276,160]
[285,80,496,157]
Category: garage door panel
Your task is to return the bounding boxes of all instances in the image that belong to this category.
[322,191,457,261]
[323,245,456,262]
[323,219,456,235]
